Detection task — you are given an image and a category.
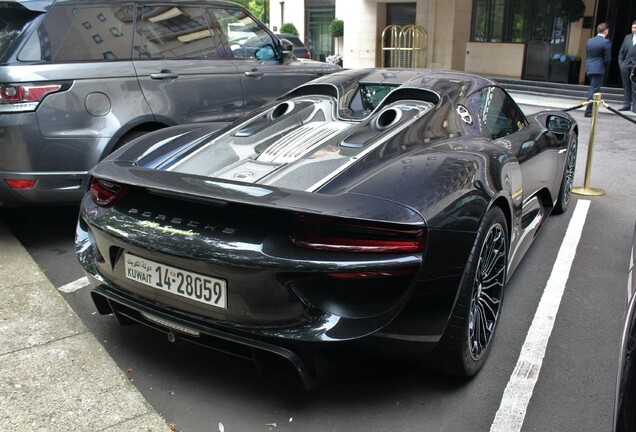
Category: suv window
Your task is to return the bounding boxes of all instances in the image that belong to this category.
[210,8,277,60]
[19,4,135,61]
[0,5,43,60]
[134,6,226,60]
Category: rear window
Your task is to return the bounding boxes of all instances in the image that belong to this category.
[0,5,43,60]
[18,4,136,62]
[347,84,398,117]
[283,35,303,47]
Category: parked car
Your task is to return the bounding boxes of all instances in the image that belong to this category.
[76,68,578,388]
[275,33,310,59]
[0,0,339,207]
[614,221,636,431]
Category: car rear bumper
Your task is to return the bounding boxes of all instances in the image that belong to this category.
[90,283,327,389]
[0,170,89,206]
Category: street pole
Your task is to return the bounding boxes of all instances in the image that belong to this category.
[573,92,605,196]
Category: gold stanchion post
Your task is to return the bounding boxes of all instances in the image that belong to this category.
[573,92,605,196]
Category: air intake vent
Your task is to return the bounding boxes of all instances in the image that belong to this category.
[269,101,295,120]
[374,108,402,130]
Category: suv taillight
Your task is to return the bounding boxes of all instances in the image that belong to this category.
[0,84,63,113]
[89,178,128,206]
[5,179,37,189]
[291,214,426,253]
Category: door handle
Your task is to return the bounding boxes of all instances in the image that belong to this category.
[244,69,264,78]
[150,70,179,80]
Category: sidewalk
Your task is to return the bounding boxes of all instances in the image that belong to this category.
[0,220,171,431]
[509,90,636,115]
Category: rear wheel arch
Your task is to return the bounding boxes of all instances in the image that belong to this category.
[425,205,509,377]
[109,122,167,154]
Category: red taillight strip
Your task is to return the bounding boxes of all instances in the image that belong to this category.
[89,178,128,206]
[291,214,426,253]
[0,84,63,112]
[5,179,37,189]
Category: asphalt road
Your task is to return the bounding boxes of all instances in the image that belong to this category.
[1,104,634,432]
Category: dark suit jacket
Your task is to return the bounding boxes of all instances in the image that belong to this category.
[585,35,611,75]
[619,34,636,68]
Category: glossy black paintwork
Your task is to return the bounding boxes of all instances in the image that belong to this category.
[614,222,636,431]
[77,68,578,383]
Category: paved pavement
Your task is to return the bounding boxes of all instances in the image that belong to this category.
[0,87,631,432]
[0,220,171,431]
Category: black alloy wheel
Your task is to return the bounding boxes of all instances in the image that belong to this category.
[468,216,506,361]
[554,133,578,214]
[428,206,508,377]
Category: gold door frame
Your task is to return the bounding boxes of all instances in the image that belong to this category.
[381,24,428,68]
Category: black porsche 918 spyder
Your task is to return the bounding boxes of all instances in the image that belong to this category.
[76,68,578,388]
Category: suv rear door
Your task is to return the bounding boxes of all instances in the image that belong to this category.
[132,4,243,124]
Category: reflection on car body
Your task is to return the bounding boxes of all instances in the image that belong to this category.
[76,68,579,388]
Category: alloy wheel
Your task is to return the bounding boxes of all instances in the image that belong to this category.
[562,138,577,207]
[468,222,506,360]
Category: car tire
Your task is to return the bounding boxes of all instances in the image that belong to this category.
[428,206,508,377]
[553,133,578,214]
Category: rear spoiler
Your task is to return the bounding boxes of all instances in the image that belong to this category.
[90,160,425,227]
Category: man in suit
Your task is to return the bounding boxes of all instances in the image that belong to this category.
[585,23,611,117]
[618,20,636,112]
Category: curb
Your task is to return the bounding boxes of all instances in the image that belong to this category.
[0,219,171,431]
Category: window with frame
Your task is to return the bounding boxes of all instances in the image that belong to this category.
[134,6,226,60]
[471,0,564,44]
[210,8,276,60]
[469,87,526,139]
[19,5,135,62]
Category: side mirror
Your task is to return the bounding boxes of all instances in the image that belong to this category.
[546,114,571,140]
[254,44,277,60]
[278,38,294,59]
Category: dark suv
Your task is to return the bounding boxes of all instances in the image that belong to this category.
[0,0,339,206]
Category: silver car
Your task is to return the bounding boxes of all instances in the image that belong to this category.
[0,0,339,206]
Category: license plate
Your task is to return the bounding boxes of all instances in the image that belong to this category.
[124,253,227,309]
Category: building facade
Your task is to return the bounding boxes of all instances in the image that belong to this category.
[269,0,636,86]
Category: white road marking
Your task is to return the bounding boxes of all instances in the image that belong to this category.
[628,241,634,300]
[57,276,90,293]
[490,199,591,432]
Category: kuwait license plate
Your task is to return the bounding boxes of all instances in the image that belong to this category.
[124,253,227,309]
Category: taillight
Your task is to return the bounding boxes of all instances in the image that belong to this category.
[89,178,128,206]
[5,179,37,189]
[0,84,63,113]
[291,214,426,253]
[305,50,311,59]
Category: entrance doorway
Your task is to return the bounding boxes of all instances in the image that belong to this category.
[306,0,335,62]
[384,3,416,67]
[598,0,636,87]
